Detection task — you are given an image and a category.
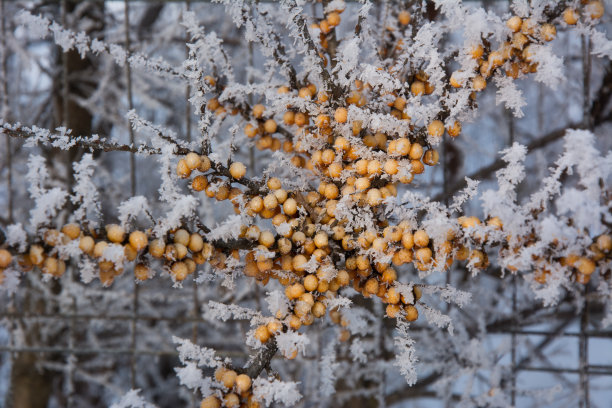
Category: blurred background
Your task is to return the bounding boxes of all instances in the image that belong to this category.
[0,1,611,407]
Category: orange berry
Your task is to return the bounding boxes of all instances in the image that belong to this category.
[334,107,348,123]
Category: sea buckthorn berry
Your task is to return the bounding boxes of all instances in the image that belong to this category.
[469,43,484,59]
[386,304,401,318]
[324,183,339,200]
[185,152,201,170]
[304,274,318,292]
[314,232,329,248]
[405,305,419,321]
[244,123,259,138]
[576,257,596,275]
[188,233,204,252]
[447,121,461,138]
[79,236,95,254]
[367,188,383,206]
[198,155,211,172]
[409,143,423,159]
[411,160,425,175]
[171,262,189,281]
[192,175,208,191]
[367,160,382,175]
[586,1,604,20]
[413,230,429,248]
[249,196,264,213]
[413,285,423,301]
[106,224,125,244]
[286,283,305,300]
[61,223,81,240]
[540,24,556,41]
[384,159,399,175]
[255,324,271,343]
[423,149,439,166]
[327,12,341,26]
[221,369,237,388]
[563,8,579,25]
[294,112,309,126]
[229,162,246,179]
[0,249,12,268]
[322,149,335,165]
[134,263,150,281]
[93,241,108,259]
[395,138,410,156]
[355,159,369,175]
[200,395,221,408]
[355,177,371,191]
[149,239,166,258]
[472,75,487,91]
[596,234,612,252]
[334,107,348,123]
[263,193,279,210]
[411,81,425,96]
[364,278,379,295]
[450,71,462,88]
[398,10,411,25]
[267,177,281,190]
[363,135,378,149]
[252,104,265,118]
[259,231,275,248]
[283,111,295,126]
[506,16,522,33]
[264,118,277,133]
[224,393,240,408]
[174,229,190,246]
[176,159,191,178]
[129,231,148,251]
[236,374,252,393]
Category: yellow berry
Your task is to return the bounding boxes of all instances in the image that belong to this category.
[506,16,522,33]
[334,107,348,123]
[229,162,246,179]
[200,395,221,408]
[61,223,81,240]
[106,224,126,244]
[0,249,12,268]
[185,152,201,170]
[398,10,411,25]
[427,120,444,138]
[236,374,252,393]
[563,8,579,25]
[129,231,148,252]
[252,104,265,118]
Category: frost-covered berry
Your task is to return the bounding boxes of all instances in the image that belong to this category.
[106,224,125,244]
[236,374,252,393]
[229,162,246,179]
[252,104,265,118]
[255,325,271,343]
[134,263,150,281]
[129,231,148,251]
[404,304,419,321]
[398,10,411,25]
[506,16,522,33]
[200,395,221,408]
[61,223,81,240]
[334,107,348,123]
[185,152,201,170]
[0,249,12,268]
[563,8,579,25]
[586,1,604,20]
[264,118,277,134]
